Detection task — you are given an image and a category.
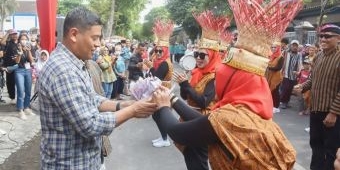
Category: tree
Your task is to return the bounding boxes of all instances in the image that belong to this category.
[89,0,148,38]
[0,0,18,31]
[142,6,171,40]
[311,0,340,41]
[317,0,340,26]
[57,0,87,16]
[105,0,115,38]
[166,0,231,41]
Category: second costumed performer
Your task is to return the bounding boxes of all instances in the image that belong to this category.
[151,0,303,169]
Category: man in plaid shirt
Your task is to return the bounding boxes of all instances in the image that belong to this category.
[38,7,157,170]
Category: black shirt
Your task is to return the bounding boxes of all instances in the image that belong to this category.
[128,53,143,81]
[3,41,19,67]
[149,61,169,80]
[179,79,215,109]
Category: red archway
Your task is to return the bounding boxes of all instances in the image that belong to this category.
[36,0,57,53]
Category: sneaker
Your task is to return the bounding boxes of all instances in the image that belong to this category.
[10,99,16,105]
[298,111,306,115]
[18,110,27,120]
[152,137,163,143]
[24,108,36,116]
[273,107,280,113]
[152,139,171,147]
[0,129,6,136]
[304,127,310,133]
[280,103,287,109]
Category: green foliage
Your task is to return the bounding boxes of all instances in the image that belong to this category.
[57,0,87,16]
[142,6,171,40]
[131,22,145,40]
[88,0,148,38]
[0,0,18,31]
[88,0,111,23]
[166,0,231,41]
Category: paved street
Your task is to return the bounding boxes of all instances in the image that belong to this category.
[0,64,311,170]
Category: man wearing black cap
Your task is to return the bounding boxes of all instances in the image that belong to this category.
[295,23,340,170]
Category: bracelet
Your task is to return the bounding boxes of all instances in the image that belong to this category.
[170,94,177,102]
[116,102,121,111]
[170,97,179,106]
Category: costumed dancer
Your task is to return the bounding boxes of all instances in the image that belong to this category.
[151,0,303,169]
[146,19,175,148]
[172,10,231,170]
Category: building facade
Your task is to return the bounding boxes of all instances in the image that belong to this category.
[3,0,38,31]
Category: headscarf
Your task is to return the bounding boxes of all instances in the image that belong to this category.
[153,46,170,70]
[190,49,221,87]
[269,42,282,61]
[213,64,273,120]
[36,50,50,73]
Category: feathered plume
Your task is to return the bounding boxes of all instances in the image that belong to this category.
[193,10,232,50]
[193,10,231,41]
[152,19,174,47]
[227,0,303,57]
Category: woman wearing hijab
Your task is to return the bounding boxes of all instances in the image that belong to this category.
[265,42,284,113]
[145,19,174,148]
[172,11,228,170]
[35,50,49,77]
[151,0,302,169]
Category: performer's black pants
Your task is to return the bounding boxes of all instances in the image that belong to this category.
[310,111,340,170]
[153,103,219,170]
[271,85,280,108]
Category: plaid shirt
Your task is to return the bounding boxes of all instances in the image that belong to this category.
[38,43,116,170]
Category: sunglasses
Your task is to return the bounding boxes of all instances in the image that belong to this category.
[318,34,338,39]
[155,49,163,54]
[194,52,207,59]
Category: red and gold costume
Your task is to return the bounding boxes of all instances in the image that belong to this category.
[185,11,231,115]
[207,0,303,169]
[149,19,174,89]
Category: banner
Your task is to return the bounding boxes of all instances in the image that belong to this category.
[36,0,57,53]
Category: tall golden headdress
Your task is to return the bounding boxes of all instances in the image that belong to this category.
[219,29,233,51]
[193,11,231,51]
[152,19,174,47]
[224,0,303,76]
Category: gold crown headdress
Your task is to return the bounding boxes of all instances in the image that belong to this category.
[219,29,233,51]
[152,19,174,47]
[223,0,303,76]
[193,11,231,51]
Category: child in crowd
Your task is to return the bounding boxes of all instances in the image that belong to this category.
[297,59,311,115]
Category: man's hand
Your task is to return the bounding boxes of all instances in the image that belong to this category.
[335,148,340,170]
[131,99,157,118]
[96,58,103,64]
[323,112,337,128]
[293,84,303,94]
[136,62,143,68]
